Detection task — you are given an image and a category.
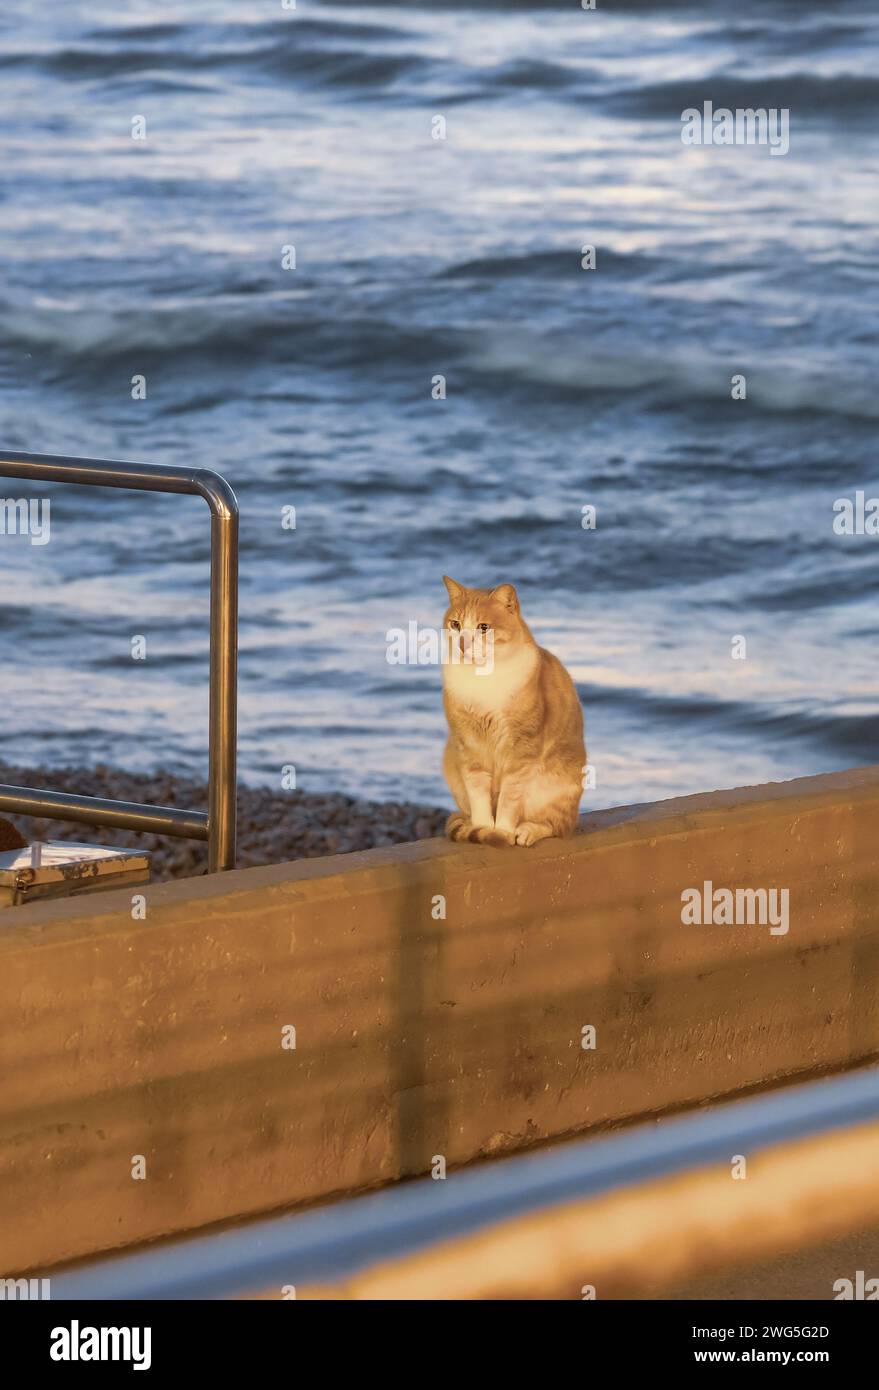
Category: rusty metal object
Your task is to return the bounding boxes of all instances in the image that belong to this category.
[0,841,151,908]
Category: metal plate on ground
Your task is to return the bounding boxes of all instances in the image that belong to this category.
[0,841,151,908]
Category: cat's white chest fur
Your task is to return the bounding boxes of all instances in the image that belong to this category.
[443,646,538,710]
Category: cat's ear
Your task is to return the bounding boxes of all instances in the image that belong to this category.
[443,575,465,604]
[490,583,519,613]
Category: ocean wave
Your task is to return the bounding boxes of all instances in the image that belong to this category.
[612,72,879,119]
[256,45,430,89]
[0,39,592,104]
[2,39,430,93]
[29,57,871,115]
[0,13,423,90]
[587,683,879,759]
[439,248,655,280]
[317,0,873,10]
[2,292,875,424]
[724,20,875,54]
[316,0,708,8]
[480,57,587,90]
[90,18,411,46]
[466,330,879,421]
[9,19,873,115]
[0,297,463,371]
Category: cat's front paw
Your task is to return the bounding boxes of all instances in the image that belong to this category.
[514,821,553,847]
[474,826,515,847]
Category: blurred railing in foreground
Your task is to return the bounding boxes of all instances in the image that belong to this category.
[46,1065,879,1300]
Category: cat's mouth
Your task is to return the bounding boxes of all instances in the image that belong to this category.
[450,630,495,671]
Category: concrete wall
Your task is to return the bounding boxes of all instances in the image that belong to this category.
[2,766,879,1272]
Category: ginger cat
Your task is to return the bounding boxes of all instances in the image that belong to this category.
[441,576,586,846]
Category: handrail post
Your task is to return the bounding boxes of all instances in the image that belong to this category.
[202,474,239,873]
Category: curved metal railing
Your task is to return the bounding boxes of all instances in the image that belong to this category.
[0,449,238,872]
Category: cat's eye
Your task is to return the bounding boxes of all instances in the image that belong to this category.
[449,619,460,630]
[477,623,490,633]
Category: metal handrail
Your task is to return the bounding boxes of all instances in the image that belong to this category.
[0,449,238,872]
